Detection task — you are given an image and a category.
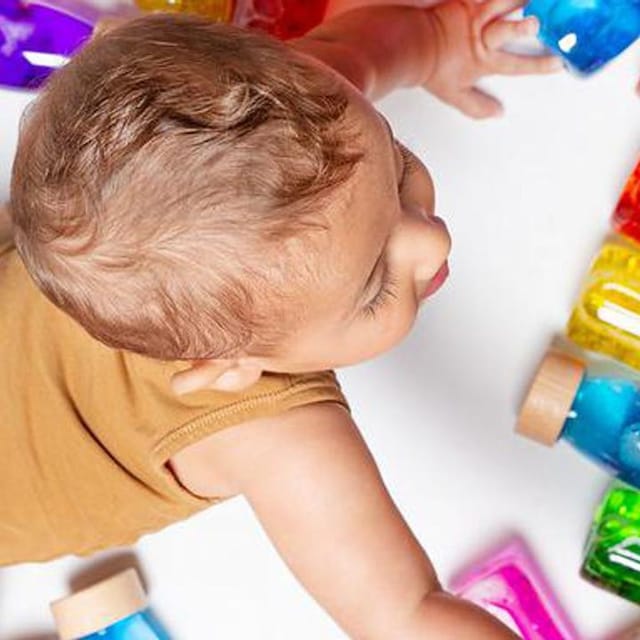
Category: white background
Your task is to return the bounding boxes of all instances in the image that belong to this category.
[1,30,640,640]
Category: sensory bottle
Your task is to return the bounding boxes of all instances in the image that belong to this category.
[134,0,329,39]
[449,537,578,640]
[51,569,171,640]
[524,0,640,73]
[0,0,93,89]
[567,235,640,371]
[612,158,640,244]
[582,481,640,604]
[518,342,640,489]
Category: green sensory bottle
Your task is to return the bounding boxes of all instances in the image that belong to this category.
[582,481,640,603]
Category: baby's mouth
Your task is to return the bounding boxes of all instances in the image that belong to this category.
[419,261,449,301]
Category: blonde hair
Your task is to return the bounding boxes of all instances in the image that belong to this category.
[10,14,361,359]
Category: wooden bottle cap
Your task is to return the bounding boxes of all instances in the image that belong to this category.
[51,569,147,639]
[517,350,586,446]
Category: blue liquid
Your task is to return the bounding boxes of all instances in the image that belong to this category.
[524,0,640,73]
[562,375,640,487]
[80,609,171,640]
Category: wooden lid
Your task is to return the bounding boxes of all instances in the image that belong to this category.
[51,569,147,639]
[517,350,586,446]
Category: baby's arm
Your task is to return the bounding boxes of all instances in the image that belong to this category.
[172,404,518,639]
[294,0,561,117]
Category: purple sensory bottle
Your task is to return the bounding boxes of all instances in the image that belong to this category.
[0,0,93,89]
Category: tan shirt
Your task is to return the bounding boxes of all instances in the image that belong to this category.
[0,241,346,565]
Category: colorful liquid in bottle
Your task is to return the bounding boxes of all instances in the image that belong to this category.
[524,0,640,74]
[79,609,170,639]
[0,0,93,89]
[567,237,640,371]
[563,373,640,487]
[450,538,578,640]
[613,159,640,244]
[582,482,640,604]
[135,0,329,39]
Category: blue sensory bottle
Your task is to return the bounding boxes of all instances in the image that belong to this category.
[517,342,640,488]
[51,569,172,640]
[524,0,640,73]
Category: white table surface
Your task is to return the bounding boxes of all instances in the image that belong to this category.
[1,39,640,640]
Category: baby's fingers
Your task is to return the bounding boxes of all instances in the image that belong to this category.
[477,0,526,25]
[451,87,504,119]
[483,15,538,50]
[492,50,563,75]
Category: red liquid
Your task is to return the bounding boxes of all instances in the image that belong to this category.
[613,159,640,243]
[235,0,329,39]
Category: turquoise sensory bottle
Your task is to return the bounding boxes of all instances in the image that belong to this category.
[517,342,640,489]
[524,0,640,73]
[51,569,171,640]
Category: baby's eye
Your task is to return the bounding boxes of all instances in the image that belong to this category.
[363,271,398,319]
[397,143,417,193]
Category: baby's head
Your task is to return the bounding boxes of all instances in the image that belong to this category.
[10,15,450,393]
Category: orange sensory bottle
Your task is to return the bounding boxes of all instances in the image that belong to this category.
[613,158,640,244]
[135,0,329,39]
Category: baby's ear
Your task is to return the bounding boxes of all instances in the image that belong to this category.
[171,358,265,396]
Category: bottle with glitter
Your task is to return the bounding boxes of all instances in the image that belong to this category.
[582,482,640,604]
[517,341,640,489]
[0,0,94,89]
[567,235,640,371]
[449,537,579,639]
[134,0,329,39]
[51,569,171,640]
[612,158,640,244]
[524,0,640,74]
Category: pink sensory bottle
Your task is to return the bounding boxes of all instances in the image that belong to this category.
[449,537,579,640]
[612,158,640,244]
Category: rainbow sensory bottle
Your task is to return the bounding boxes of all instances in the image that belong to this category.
[524,0,640,73]
[135,0,329,39]
[613,158,640,244]
[518,342,640,489]
[582,482,640,604]
[0,0,93,89]
[567,235,640,371]
[51,569,171,640]
[450,537,578,639]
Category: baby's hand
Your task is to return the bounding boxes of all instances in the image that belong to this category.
[424,0,562,118]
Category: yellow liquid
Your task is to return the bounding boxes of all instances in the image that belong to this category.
[568,237,640,370]
[135,0,234,20]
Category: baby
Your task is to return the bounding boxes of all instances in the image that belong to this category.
[2,4,559,638]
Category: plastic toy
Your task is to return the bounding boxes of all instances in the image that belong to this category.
[135,0,329,39]
[567,236,640,371]
[518,341,640,488]
[450,537,579,639]
[524,0,640,73]
[0,0,93,89]
[582,482,640,605]
[50,569,171,640]
[613,158,640,245]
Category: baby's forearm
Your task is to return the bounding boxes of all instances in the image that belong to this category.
[401,590,519,639]
[293,5,441,100]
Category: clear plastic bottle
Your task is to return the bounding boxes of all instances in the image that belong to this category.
[449,537,578,639]
[0,0,93,89]
[567,235,640,371]
[582,481,640,605]
[524,0,640,73]
[518,342,640,488]
[50,569,171,640]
